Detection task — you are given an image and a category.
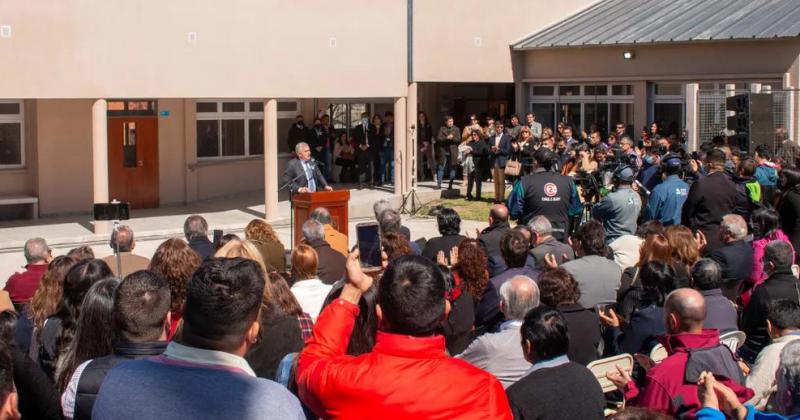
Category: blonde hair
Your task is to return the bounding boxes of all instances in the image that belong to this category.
[215,239,269,275]
[245,219,283,246]
[291,244,318,280]
[664,226,700,266]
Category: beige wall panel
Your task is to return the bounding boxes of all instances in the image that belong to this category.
[36,99,93,215]
[412,0,596,82]
[522,40,800,81]
[195,159,265,200]
[0,0,407,98]
[157,99,186,205]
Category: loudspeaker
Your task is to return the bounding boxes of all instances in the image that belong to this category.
[726,93,774,153]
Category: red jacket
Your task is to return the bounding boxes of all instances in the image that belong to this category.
[625,329,753,418]
[297,298,512,419]
[3,264,47,303]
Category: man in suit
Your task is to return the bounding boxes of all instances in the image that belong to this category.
[488,120,512,203]
[282,142,332,194]
[478,204,511,277]
[101,225,151,277]
[352,112,381,189]
[302,219,345,285]
[710,214,754,301]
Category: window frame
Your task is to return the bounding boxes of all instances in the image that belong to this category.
[195,99,299,160]
[528,84,634,134]
[0,100,25,170]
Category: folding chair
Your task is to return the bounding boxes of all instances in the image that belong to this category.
[587,353,634,415]
[649,343,668,364]
[719,330,746,354]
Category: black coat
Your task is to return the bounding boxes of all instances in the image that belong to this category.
[506,361,605,420]
[742,270,800,358]
[287,123,311,152]
[12,346,62,420]
[710,240,754,300]
[307,238,346,285]
[421,235,466,264]
[478,222,511,278]
[188,237,215,260]
[778,189,800,256]
[352,123,382,156]
[681,171,737,254]
[560,303,601,366]
[245,310,304,380]
[282,158,329,194]
[441,290,475,355]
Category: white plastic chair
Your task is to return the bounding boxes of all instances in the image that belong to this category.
[587,353,634,393]
[720,330,746,353]
[649,343,668,363]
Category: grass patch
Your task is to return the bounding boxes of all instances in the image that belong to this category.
[417,198,495,221]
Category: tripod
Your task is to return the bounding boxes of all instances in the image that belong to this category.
[400,124,422,215]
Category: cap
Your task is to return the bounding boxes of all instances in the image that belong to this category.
[615,165,636,183]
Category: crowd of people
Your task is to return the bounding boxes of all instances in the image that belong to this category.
[2,118,800,418]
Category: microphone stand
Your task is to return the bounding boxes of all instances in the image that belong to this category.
[279,171,306,250]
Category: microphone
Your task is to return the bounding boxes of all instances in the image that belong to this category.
[634,179,651,196]
[310,158,325,168]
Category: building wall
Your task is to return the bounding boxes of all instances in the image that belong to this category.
[412,0,596,83]
[157,99,187,205]
[0,0,407,99]
[520,40,800,82]
[35,99,94,215]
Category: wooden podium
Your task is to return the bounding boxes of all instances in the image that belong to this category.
[292,190,350,246]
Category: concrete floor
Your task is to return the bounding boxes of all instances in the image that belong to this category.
[0,180,491,284]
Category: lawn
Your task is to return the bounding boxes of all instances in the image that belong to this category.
[417,197,496,221]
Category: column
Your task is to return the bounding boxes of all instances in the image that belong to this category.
[685,83,699,152]
[407,82,418,191]
[92,99,110,235]
[264,99,279,221]
[394,96,407,196]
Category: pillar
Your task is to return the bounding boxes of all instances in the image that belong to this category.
[394,96,407,196]
[264,99,279,221]
[92,99,110,235]
[685,83,699,152]
[407,82,418,190]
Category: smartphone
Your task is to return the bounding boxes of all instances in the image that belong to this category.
[213,229,223,247]
[356,222,382,268]
[93,202,130,221]
[595,301,615,315]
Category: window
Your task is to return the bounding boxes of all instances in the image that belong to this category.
[196,99,298,159]
[529,84,633,135]
[650,83,685,137]
[0,100,24,168]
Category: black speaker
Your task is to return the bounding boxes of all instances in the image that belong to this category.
[726,93,774,153]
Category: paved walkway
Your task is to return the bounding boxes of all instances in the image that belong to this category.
[0,180,491,284]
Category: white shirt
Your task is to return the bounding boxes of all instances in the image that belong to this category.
[495,134,502,148]
[290,278,333,321]
[609,234,644,270]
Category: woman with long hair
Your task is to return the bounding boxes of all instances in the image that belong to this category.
[149,238,202,338]
[437,264,475,355]
[55,278,119,392]
[28,256,77,332]
[745,208,796,305]
[777,166,800,254]
[451,238,498,335]
[244,219,286,273]
[664,225,698,288]
[617,234,674,321]
[245,271,306,380]
[289,244,330,321]
[39,259,112,380]
[320,281,379,356]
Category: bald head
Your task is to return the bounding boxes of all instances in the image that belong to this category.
[489,204,509,224]
[665,288,706,333]
[499,276,540,321]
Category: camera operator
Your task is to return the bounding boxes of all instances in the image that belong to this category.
[681,149,737,254]
[513,147,582,242]
[591,165,642,243]
[644,154,688,226]
[619,136,641,169]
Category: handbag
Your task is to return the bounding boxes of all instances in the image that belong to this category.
[504,159,521,176]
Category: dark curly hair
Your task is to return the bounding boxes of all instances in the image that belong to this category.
[453,238,488,299]
[149,238,203,316]
[537,268,581,307]
[381,232,413,260]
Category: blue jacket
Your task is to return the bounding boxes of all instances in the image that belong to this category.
[697,404,800,420]
[754,164,778,187]
[645,175,689,226]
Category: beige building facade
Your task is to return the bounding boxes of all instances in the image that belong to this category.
[1,0,799,221]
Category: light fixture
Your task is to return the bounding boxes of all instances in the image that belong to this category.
[623,51,634,60]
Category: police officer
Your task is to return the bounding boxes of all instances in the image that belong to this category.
[645,154,688,226]
[591,165,642,243]
[513,147,582,241]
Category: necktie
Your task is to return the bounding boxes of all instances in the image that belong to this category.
[306,162,316,192]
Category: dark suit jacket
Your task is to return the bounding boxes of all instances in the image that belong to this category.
[478,222,511,277]
[352,123,382,156]
[282,158,329,194]
[710,240,754,300]
[421,235,466,264]
[488,133,512,168]
[307,238,346,285]
[188,237,215,260]
[681,171,737,253]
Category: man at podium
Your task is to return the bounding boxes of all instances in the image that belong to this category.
[283,142,333,194]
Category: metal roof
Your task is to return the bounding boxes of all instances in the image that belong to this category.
[512,0,800,50]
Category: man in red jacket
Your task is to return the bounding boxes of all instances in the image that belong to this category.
[608,288,753,418]
[297,252,512,419]
[4,238,51,304]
